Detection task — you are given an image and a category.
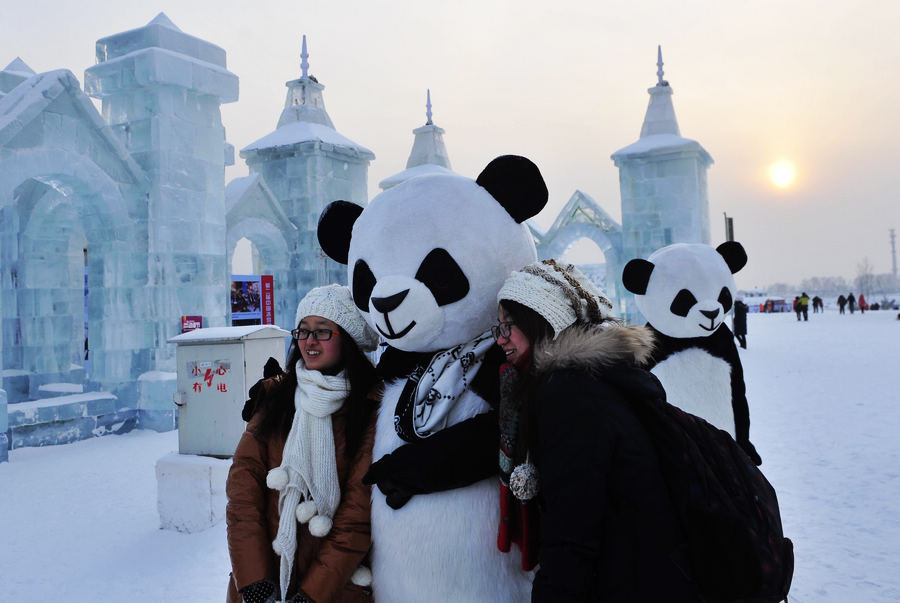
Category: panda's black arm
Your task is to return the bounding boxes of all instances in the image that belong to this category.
[362,412,499,509]
[719,327,762,466]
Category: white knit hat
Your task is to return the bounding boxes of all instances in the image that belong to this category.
[497,260,614,338]
[295,285,380,351]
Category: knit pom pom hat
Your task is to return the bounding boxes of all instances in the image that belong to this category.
[498,259,614,338]
[295,284,379,351]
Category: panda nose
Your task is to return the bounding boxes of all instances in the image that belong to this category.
[700,308,720,320]
[372,289,409,313]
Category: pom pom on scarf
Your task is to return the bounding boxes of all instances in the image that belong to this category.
[309,514,333,537]
[266,467,289,491]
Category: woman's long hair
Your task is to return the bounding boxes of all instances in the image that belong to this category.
[257,325,378,459]
[499,299,553,351]
[498,299,553,462]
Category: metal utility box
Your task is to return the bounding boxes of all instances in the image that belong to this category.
[168,325,290,457]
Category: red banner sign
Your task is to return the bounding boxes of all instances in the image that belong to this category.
[261,275,275,325]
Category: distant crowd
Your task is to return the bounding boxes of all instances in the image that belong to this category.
[753,292,898,318]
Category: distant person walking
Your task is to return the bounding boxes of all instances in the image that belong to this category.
[858,293,868,314]
[799,292,810,321]
[848,293,856,314]
[812,296,823,313]
[837,294,847,314]
[793,296,802,321]
[733,299,749,349]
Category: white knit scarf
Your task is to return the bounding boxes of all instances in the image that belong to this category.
[270,362,349,602]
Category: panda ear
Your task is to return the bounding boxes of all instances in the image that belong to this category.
[475,155,548,223]
[716,241,747,274]
[622,259,655,295]
[317,201,364,265]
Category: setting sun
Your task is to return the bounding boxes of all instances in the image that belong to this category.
[768,160,797,189]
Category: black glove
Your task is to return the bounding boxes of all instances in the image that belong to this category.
[363,464,416,509]
[362,412,499,509]
[241,357,284,421]
[739,439,762,466]
[241,579,277,603]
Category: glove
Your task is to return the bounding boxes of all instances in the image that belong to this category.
[739,439,762,466]
[363,466,415,509]
[362,412,499,509]
[241,579,277,603]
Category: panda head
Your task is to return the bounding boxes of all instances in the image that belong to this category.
[317,155,547,352]
[622,242,747,338]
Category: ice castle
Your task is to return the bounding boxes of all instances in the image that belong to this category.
[0,17,711,459]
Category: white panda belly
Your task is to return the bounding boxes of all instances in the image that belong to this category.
[650,348,735,437]
[370,379,532,602]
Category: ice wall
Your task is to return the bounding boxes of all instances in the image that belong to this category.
[0,67,148,400]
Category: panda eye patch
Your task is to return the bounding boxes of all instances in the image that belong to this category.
[352,259,376,311]
[415,248,470,307]
[670,289,698,317]
[718,287,733,313]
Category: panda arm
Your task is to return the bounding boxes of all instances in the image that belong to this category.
[717,327,762,465]
[362,412,499,509]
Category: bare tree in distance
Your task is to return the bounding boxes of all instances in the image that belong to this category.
[855,257,875,297]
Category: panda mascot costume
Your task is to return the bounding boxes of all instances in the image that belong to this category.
[622,241,762,465]
[317,156,547,601]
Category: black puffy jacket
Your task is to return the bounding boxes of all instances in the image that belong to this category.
[529,324,699,602]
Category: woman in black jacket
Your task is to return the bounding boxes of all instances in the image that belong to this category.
[493,260,698,602]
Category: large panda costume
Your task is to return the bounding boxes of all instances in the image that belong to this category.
[623,242,762,465]
[317,156,546,601]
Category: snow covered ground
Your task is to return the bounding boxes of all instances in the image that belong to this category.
[1,309,898,602]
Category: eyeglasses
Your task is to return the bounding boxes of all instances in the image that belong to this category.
[491,321,515,341]
[291,328,340,342]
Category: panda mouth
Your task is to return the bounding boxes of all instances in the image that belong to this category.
[699,319,718,332]
[376,313,417,339]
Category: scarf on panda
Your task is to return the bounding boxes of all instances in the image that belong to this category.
[393,331,495,442]
[267,362,349,603]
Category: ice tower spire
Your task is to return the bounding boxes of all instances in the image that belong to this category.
[638,46,679,137]
[300,35,309,78]
[379,90,454,190]
[272,35,335,128]
[656,45,667,86]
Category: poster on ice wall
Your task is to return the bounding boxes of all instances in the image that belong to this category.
[231,275,274,326]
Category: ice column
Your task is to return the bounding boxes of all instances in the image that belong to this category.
[85,14,238,370]
[611,47,713,318]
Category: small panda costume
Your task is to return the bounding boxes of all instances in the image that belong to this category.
[317,156,547,601]
[623,242,762,465]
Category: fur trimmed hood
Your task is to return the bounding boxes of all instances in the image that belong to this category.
[532,322,656,377]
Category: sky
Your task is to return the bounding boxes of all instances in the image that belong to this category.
[4,0,899,289]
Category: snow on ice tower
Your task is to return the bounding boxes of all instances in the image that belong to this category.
[84,13,238,369]
[240,36,374,326]
[612,46,713,265]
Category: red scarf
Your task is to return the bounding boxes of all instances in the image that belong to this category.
[496,356,540,571]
